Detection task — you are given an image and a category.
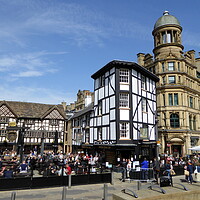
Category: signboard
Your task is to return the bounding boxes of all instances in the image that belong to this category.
[9,121,17,127]
[7,131,17,142]
[140,127,148,139]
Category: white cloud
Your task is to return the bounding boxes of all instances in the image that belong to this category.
[11,70,43,78]
[0,84,75,104]
[0,51,66,79]
[0,1,151,48]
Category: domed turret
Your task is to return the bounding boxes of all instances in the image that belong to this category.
[154,11,181,30]
[152,11,183,58]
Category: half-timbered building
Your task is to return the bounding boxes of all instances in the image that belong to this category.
[88,60,159,163]
[0,101,66,154]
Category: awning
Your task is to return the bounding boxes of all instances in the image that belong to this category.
[188,145,200,151]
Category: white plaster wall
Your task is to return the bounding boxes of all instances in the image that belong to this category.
[120,84,129,91]
[90,128,93,143]
[99,87,104,100]
[133,123,138,140]
[110,109,115,120]
[103,115,109,125]
[120,109,129,120]
[110,122,116,140]
[102,127,106,140]
[110,96,115,108]
[105,98,109,113]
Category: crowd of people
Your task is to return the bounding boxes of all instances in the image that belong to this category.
[1,149,200,184]
[0,150,107,178]
[115,154,200,184]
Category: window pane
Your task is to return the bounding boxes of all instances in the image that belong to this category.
[120,69,129,83]
[174,93,178,105]
[119,93,129,107]
[141,75,146,89]
[168,62,174,71]
[120,123,129,139]
[170,113,179,128]
[142,98,147,112]
[168,76,175,84]
[169,94,173,106]
[162,32,166,43]
[162,63,165,72]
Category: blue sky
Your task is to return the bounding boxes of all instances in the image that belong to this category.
[0,0,199,105]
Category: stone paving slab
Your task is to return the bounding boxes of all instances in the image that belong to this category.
[0,174,199,200]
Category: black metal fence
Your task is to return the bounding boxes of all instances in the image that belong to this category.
[0,173,112,191]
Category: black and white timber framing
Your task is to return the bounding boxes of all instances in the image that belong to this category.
[0,101,66,153]
[89,60,159,161]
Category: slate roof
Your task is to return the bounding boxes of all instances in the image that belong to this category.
[71,103,94,119]
[91,60,159,82]
[0,100,66,119]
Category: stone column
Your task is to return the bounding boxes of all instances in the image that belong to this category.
[185,134,191,155]
[161,133,165,154]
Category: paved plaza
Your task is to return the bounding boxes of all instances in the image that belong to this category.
[0,173,200,200]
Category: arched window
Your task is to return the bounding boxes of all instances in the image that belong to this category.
[170,113,179,128]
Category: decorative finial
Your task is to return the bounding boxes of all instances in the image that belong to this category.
[163,11,169,16]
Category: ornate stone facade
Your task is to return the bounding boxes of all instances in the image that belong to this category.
[138,11,200,156]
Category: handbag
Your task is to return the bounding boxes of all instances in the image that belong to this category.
[184,170,189,176]
[170,169,176,176]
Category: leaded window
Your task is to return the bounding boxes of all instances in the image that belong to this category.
[119,93,129,108]
[141,98,147,112]
[141,75,146,90]
[120,122,129,139]
[119,69,129,83]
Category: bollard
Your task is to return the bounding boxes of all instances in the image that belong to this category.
[68,174,71,188]
[62,186,67,200]
[111,171,114,185]
[137,181,141,190]
[103,183,108,200]
[11,192,16,200]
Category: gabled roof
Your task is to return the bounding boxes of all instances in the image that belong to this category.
[71,103,94,119]
[91,60,159,82]
[0,100,66,119]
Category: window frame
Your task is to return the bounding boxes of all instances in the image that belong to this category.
[168,76,176,84]
[119,93,129,108]
[168,62,175,71]
[170,113,180,128]
[141,98,147,112]
[119,122,130,139]
[119,69,129,83]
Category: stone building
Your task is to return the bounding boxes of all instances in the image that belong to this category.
[137,11,200,156]
[65,90,94,153]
